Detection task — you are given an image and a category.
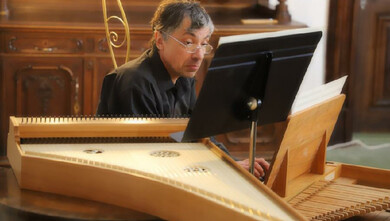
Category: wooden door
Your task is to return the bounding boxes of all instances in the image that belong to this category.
[327,0,390,143]
[351,0,390,132]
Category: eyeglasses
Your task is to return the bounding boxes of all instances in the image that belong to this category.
[160,31,213,55]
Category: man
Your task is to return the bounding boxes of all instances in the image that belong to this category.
[97,0,269,179]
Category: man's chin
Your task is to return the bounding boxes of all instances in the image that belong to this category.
[181,71,197,78]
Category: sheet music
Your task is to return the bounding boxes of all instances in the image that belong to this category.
[291,76,347,115]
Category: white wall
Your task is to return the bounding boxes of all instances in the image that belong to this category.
[270,0,330,92]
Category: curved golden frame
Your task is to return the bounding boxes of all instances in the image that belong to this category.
[102,0,131,68]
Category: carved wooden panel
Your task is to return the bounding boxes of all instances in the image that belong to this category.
[16,69,72,116]
[4,57,83,117]
[5,33,86,54]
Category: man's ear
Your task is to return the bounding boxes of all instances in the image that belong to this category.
[155,31,164,50]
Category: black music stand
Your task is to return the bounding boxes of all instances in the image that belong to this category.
[182,28,323,174]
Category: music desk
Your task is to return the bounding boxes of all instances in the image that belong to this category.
[0,165,160,221]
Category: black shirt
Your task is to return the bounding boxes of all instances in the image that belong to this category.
[97,48,196,116]
[96,48,231,157]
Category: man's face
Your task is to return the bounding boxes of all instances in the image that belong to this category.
[156,17,211,83]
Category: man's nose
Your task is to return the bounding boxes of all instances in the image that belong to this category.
[191,47,204,60]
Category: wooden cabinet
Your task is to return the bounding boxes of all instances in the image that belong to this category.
[0,28,103,156]
[0,0,304,158]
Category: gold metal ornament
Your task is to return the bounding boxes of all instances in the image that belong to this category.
[102,0,131,68]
